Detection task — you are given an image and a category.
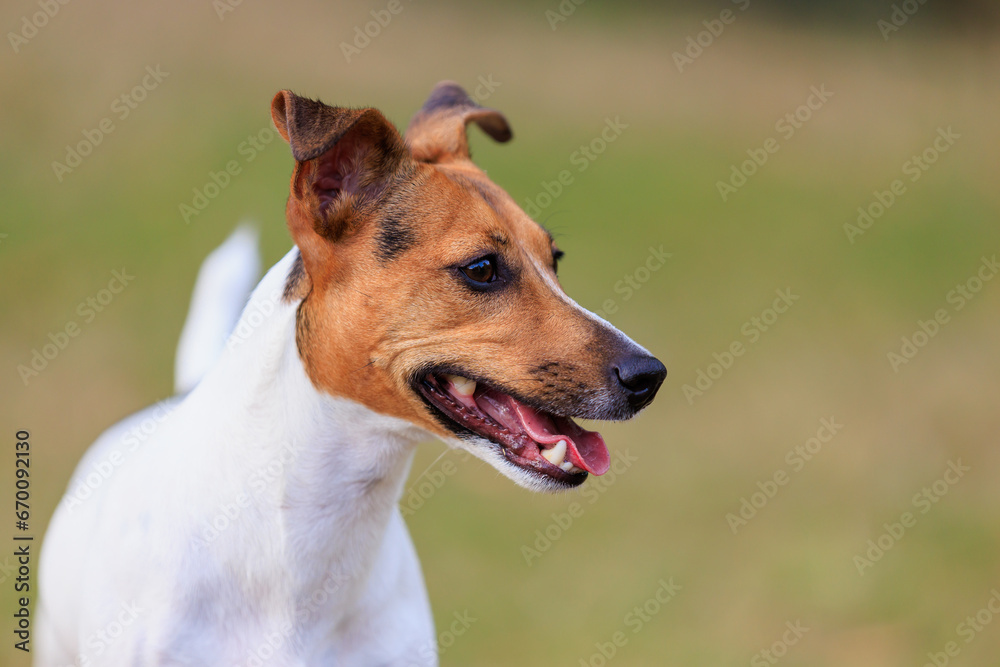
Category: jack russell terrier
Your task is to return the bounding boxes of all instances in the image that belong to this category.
[37,81,666,666]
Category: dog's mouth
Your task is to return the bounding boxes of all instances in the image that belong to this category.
[417,372,610,485]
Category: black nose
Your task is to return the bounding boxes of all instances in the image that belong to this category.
[614,355,667,411]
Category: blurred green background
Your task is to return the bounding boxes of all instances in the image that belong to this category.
[2,1,999,665]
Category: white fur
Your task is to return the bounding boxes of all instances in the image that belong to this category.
[38,223,650,666]
[174,224,261,395]
[38,243,436,666]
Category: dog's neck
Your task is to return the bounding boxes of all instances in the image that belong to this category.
[202,248,424,621]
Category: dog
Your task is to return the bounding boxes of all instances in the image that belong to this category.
[37,81,666,666]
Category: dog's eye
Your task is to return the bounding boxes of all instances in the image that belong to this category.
[460,257,497,284]
[553,249,564,273]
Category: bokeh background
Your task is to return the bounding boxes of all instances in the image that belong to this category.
[3,1,1000,665]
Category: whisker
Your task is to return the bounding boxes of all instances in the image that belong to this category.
[350,359,376,375]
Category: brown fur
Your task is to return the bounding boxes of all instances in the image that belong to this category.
[271,83,625,440]
[405,80,511,163]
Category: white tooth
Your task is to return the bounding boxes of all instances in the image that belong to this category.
[567,464,583,474]
[541,439,567,467]
[445,374,477,396]
[559,461,574,472]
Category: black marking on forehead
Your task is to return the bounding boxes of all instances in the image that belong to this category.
[376,210,417,261]
[490,232,510,247]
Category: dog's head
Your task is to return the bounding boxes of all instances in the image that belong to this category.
[271,82,665,492]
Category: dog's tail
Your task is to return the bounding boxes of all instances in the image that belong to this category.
[174,224,260,395]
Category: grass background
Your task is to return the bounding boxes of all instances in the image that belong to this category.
[2,1,999,665]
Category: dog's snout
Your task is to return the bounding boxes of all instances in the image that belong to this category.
[613,355,667,411]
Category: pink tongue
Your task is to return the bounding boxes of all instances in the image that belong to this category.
[482,391,610,475]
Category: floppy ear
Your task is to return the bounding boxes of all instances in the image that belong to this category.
[271,90,412,284]
[405,81,512,164]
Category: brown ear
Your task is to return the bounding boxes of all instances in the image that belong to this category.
[271,90,412,284]
[405,81,512,164]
